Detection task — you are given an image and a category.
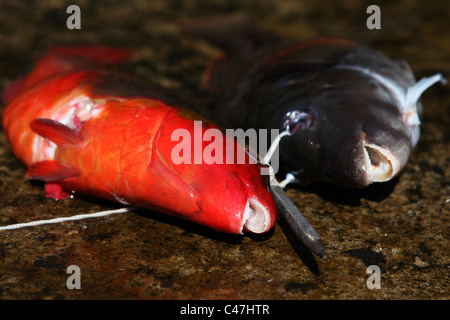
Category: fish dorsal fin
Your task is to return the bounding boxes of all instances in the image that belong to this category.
[30,118,84,146]
[27,160,80,182]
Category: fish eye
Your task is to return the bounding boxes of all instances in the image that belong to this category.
[282,110,314,134]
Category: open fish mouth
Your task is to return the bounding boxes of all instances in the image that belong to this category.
[242,198,271,233]
[363,143,400,183]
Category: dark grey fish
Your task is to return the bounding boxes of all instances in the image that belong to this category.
[183,16,445,188]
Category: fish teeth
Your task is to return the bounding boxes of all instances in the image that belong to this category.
[363,143,399,183]
[242,198,271,234]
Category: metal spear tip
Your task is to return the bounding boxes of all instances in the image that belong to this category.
[270,185,326,259]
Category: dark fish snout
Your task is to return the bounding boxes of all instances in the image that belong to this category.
[318,123,410,188]
[336,129,410,188]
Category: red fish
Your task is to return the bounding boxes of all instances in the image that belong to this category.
[2,45,276,235]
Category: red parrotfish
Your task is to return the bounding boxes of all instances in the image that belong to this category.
[2,45,277,235]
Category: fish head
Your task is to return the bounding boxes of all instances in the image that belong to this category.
[188,138,277,235]
[275,91,413,188]
[154,110,277,234]
[235,162,278,234]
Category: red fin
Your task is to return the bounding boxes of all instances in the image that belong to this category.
[30,118,83,146]
[44,183,70,200]
[27,160,79,182]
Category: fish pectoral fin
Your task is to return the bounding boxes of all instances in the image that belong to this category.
[30,118,84,146]
[27,160,80,182]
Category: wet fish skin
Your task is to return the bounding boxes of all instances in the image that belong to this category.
[184,17,445,188]
[238,43,416,187]
[2,45,277,235]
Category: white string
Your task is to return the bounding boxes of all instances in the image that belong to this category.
[0,207,134,231]
[262,131,291,164]
[0,130,299,231]
[260,130,296,188]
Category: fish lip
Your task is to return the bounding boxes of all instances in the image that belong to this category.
[242,197,271,234]
[363,142,400,183]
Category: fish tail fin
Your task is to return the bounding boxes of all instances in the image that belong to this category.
[180,14,282,53]
[3,46,132,103]
[180,14,283,95]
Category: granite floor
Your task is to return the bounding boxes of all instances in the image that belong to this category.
[0,0,448,300]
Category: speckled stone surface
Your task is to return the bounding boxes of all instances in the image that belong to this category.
[0,0,448,300]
